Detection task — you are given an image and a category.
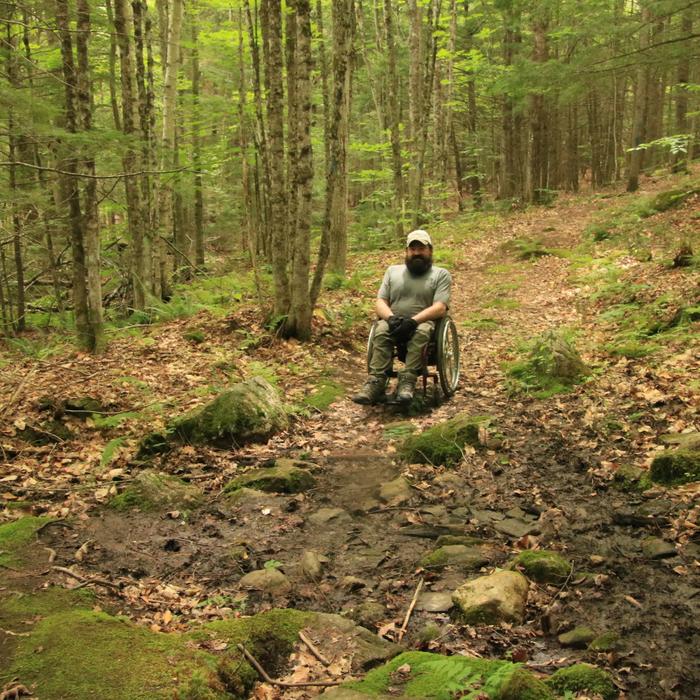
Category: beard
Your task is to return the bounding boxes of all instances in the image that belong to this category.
[405,254,433,276]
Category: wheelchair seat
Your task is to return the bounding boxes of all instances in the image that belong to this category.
[366,316,460,398]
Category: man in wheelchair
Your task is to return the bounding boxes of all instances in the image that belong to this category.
[352,229,452,404]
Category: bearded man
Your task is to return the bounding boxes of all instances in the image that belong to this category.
[352,230,452,404]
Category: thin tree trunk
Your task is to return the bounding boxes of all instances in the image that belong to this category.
[105,0,121,131]
[287,0,313,339]
[672,9,692,173]
[191,1,205,265]
[627,5,651,192]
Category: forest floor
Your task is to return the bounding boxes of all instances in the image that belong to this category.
[1,169,699,700]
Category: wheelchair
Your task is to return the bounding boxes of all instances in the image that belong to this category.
[366,316,460,401]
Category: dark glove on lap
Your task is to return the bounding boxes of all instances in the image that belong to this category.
[393,317,418,343]
[387,315,403,335]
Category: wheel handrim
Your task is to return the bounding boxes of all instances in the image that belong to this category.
[440,320,460,392]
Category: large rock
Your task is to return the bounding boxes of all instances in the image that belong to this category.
[452,570,529,625]
[140,377,287,453]
[400,413,490,466]
[419,545,492,572]
[224,459,316,494]
[239,568,292,595]
[110,470,203,512]
[378,477,412,504]
[650,449,700,485]
[546,663,617,700]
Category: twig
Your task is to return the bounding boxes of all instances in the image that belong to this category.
[50,565,121,591]
[0,369,36,420]
[36,519,73,534]
[299,630,331,666]
[236,644,341,688]
[398,576,424,642]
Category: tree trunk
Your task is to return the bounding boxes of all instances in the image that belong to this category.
[627,5,651,192]
[286,0,313,339]
[672,9,692,173]
[191,2,205,265]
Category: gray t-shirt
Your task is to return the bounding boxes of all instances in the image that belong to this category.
[377,264,451,318]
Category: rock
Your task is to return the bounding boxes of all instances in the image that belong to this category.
[612,464,651,492]
[378,477,412,504]
[469,508,504,523]
[308,507,351,526]
[224,460,316,494]
[300,550,324,581]
[452,570,529,625]
[223,487,270,506]
[17,420,72,445]
[419,545,491,571]
[558,626,597,648]
[650,449,700,485]
[350,601,385,629]
[399,413,491,466]
[494,518,539,539]
[110,470,203,512]
[342,576,370,591]
[435,535,486,547]
[64,397,105,418]
[641,537,676,559]
[660,432,700,451]
[415,591,454,612]
[510,550,571,583]
[589,631,620,652]
[649,187,700,213]
[148,377,287,451]
[546,663,617,700]
[239,568,291,595]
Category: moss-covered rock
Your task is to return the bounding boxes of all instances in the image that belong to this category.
[419,545,491,571]
[340,651,555,699]
[400,413,490,466]
[140,377,287,455]
[110,470,204,512]
[612,464,652,492]
[649,449,700,485]
[0,516,52,567]
[0,588,399,700]
[546,663,617,700]
[452,570,529,625]
[223,459,316,494]
[557,626,597,648]
[649,187,700,213]
[588,631,620,652]
[509,550,570,584]
[239,568,291,595]
[17,420,72,445]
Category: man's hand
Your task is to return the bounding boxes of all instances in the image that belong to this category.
[387,315,403,335]
[392,317,418,343]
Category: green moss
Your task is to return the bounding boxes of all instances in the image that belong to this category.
[303,380,344,411]
[400,413,490,466]
[184,329,206,344]
[509,550,570,584]
[224,461,316,494]
[462,316,501,331]
[546,663,617,700]
[110,471,203,512]
[0,516,52,567]
[419,545,489,571]
[612,464,652,492]
[588,631,620,652]
[649,187,700,213]
[1,589,313,700]
[650,449,700,485]
[344,651,554,699]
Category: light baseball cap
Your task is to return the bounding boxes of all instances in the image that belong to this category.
[406,230,432,247]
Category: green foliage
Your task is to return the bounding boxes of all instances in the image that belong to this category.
[302,380,344,411]
[100,437,127,469]
[0,516,52,567]
[3,336,67,360]
[546,664,617,700]
[263,559,283,570]
[184,329,206,344]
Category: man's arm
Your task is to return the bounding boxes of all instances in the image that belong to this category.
[376,297,394,320]
[412,301,447,324]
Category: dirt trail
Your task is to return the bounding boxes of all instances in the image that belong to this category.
[4,187,699,699]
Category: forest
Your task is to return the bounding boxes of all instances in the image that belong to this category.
[1,0,699,698]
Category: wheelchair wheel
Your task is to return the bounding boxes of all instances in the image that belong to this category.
[436,316,460,396]
[366,320,378,374]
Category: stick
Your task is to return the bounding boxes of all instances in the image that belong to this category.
[398,576,424,642]
[299,630,331,666]
[51,566,121,591]
[0,369,36,419]
[236,644,340,688]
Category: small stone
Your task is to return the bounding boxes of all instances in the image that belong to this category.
[351,601,385,629]
[494,518,539,539]
[378,477,412,504]
[589,631,620,652]
[420,545,491,571]
[558,626,597,648]
[225,462,316,494]
[641,537,676,560]
[300,550,324,581]
[469,509,504,523]
[415,591,454,612]
[308,507,351,526]
[342,576,370,591]
[239,568,291,595]
[589,555,606,566]
[509,549,570,583]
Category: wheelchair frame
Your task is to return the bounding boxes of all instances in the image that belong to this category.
[366,315,461,399]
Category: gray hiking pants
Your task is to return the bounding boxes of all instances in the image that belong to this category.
[369,319,435,376]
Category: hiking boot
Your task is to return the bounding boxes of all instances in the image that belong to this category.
[396,371,418,403]
[352,376,387,405]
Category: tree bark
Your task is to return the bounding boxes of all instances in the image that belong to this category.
[191,1,205,265]
[627,4,651,192]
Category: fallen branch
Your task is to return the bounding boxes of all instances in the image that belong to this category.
[299,630,331,666]
[398,576,424,642]
[236,644,341,688]
[0,369,37,420]
[51,566,121,591]
[0,681,32,700]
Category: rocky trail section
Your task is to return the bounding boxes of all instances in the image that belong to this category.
[1,174,699,699]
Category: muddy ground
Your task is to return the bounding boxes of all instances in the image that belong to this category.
[2,179,700,699]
